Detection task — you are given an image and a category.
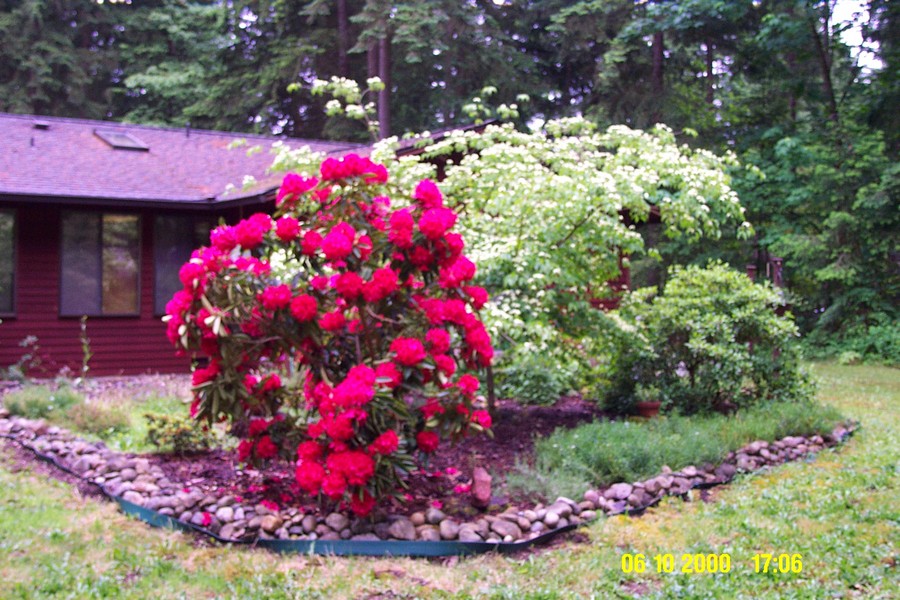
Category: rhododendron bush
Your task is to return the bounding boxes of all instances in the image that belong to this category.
[165,154,493,515]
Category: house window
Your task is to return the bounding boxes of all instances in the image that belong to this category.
[0,210,15,315]
[154,215,210,314]
[60,212,140,316]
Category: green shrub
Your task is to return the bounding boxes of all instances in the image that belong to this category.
[607,262,813,416]
[144,412,215,455]
[65,403,131,438]
[3,385,83,419]
[508,399,845,501]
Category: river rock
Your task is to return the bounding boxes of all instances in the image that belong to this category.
[490,519,522,539]
[543,511,560,528]
[388,517,416,541]
[439,519,460,540]
[215,506,234,523]
[458,525,483,542]
[425,507,446,525]
[604,482,633,501]
[325,512,349,532]
[260,515,282,533]
[417,525,442,541]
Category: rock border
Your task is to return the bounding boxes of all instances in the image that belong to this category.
[0,406,856,548]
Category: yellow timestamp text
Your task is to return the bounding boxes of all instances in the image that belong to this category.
[619,553,803,575]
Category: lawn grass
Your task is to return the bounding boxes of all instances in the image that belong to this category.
[0,363,897,599]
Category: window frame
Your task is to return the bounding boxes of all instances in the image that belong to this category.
[0,208,17,318]
[59,210,142,318]
[152,213,211,317]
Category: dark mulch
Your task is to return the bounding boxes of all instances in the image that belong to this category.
[143,395,606,519]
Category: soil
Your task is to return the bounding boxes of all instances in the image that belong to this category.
[142,395,607,520]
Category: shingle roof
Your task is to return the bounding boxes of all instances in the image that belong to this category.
[0,113,362,208]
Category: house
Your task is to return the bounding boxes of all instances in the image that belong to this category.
[0,113,360,376]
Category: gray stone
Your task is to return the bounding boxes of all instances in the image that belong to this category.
[581,510,597,521]
[340,528,352,540]
[351,533,382,541]
[548,501,573,518]
[439,519,460,540]
[458,525,483,542]
[680,465,698,477]
[119,468,137,482]
[325,512,349,532]
[410,511,426,527]
[530,521,546,534]
[260,515,282,533]
[388,517,416,541]
[121,491,145,506]
[234,507,245,522]
[714,463,736,481]
[583,490,601,507]
[490,519,522,539]
[418,525,441,541]
[301,515,318,533]
[219,523,242,540]
[190,512,210,527]
[425,507,446,525]
[604,482,633,501]
[543,511,560,528]
[670,477,692,495]
[215,506,234,523]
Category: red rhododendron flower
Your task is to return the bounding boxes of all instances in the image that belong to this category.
[200,512,212,527]
[409,246,434,268]
[210,225,237,252]
[295,460,326,494]
[192,361,220,386]
[416,430,440,453]
[324,413,355,441]
[179,261,206,291]
[310,275,329,291]
[290,294,318,322]
[327,450,375,486]
[418,207,457,241]
[275,216,301,242]
[414,179,444,208]
[255,435,279,459]
[388,209,414,248]
[433,354,457,377]
[297,440,323,460]
[248,418,269,437]
[321,227,354,261]
[301,230,322,255]
[464,286,489,310]
[425,328,451,354]
[471,410,492,429]
[237,439,253,462]
[318,309,346,331]
[457,374,480,397]
[369,430,399,456]
[439,255,477,288]
[390,337,426,366]
[350,490,377,517]
[277,173,319,206]
[361,267,399,303]
[259,284,292,310]
[321,471,347,499]
[335,271,364,300]
[420,400,445,420]
[234,215,271,249]
[374,362,402,388]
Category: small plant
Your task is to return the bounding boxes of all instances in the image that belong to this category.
[15,335,45,376]
[79,316,93,380]
[3,385,83,419]
[144,412,216,455]
[66,402,130,438]
[634,384,660,404]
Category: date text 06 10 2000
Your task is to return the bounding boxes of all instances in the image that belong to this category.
[620,553,803,574]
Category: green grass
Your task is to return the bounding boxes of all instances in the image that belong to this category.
[0,363,897,599]
[508,399,847,501]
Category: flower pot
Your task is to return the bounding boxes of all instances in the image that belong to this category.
[635,401,661,418]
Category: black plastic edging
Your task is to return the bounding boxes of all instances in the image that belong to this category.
[1,432,577,557]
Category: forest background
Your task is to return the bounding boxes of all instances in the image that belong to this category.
[1,0,896,363]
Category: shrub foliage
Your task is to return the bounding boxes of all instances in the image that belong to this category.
[608,263,813,415]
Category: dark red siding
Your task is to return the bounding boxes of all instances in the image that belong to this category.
[0,205,193,376]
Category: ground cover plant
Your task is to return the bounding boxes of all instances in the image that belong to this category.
[508,399,846,502]
[0,363,895,598]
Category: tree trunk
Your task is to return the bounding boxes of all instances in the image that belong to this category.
[651,31,665,123]
[377,35,391,139]
[705,37,714,105]
[809,13,839,121]
[336,0,350,77]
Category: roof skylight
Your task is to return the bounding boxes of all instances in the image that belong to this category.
[94,129,149,151]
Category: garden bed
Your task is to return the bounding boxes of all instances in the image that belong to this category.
[0,378,856,555]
